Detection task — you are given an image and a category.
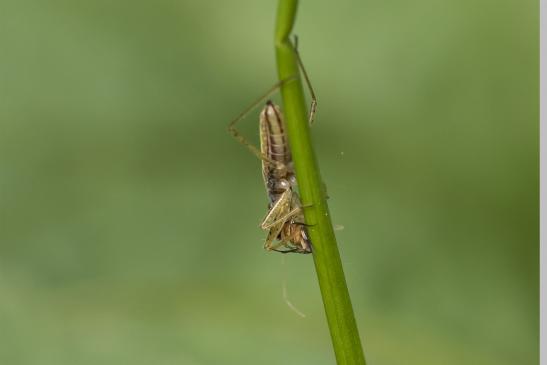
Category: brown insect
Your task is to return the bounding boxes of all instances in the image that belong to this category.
[257,101,311,253]
[227,40,316,254]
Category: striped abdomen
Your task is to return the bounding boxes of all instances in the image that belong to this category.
[259,101,295,204]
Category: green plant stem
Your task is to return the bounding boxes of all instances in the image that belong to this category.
[274,1,366,364]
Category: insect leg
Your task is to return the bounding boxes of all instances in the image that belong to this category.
[260,188,305,230]
[293,35,317,126]
[263,221,286,251]
[260,189,292,230]
[292,221,316,228]
[262,206,303,230]
[265,226,295,253]
[269,242,298,253]
[227,77,296,165]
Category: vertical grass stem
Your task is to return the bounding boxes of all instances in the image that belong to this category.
[274,1,367,364]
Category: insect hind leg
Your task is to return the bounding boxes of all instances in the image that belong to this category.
[292,35,318,126]
[227,77,296,166]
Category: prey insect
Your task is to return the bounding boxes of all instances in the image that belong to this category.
[228,39,316,254]
[258,101,311,253]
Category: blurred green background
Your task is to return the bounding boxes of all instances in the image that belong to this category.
[0,0,537,364]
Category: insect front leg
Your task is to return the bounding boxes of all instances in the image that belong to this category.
[264,223,297,253]
[263,221,286,251]
[260,189,292,230]
[262,206,303,230]
[260,189,306,230]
